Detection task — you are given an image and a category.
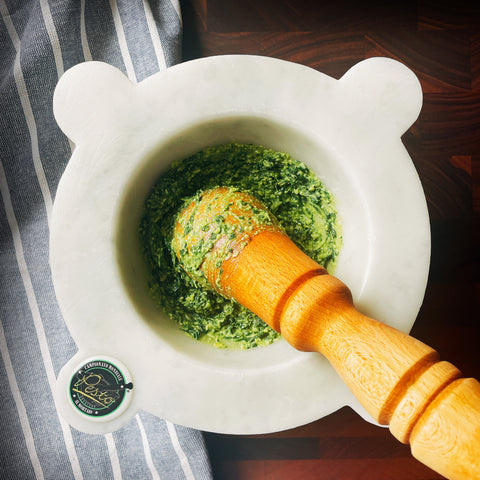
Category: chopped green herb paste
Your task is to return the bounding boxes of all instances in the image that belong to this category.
[139,143,341,349]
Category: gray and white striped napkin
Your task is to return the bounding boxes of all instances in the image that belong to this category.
[0,1,212,478]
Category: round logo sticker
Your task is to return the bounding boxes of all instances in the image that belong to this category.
[69,358,133,419]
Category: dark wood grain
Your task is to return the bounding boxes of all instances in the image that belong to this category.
[180,1,480,478]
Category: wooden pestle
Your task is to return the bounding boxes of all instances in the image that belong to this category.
[172,187,480,480]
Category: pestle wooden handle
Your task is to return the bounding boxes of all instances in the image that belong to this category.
[173,187,480,480]
[219,229,480,480]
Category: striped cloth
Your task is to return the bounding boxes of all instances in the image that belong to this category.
[0,1,212,479]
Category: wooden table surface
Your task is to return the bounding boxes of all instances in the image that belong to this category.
[180,1,480,479]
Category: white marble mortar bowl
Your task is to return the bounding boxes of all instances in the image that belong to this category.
[51,55,430,435]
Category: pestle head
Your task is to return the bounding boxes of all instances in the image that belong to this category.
[171,186,330,333]
[171,186,281,294]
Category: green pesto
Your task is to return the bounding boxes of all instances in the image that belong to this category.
[139,143,341,349]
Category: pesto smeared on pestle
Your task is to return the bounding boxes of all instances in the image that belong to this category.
[172,186,282,293]
[139,143,341,349]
